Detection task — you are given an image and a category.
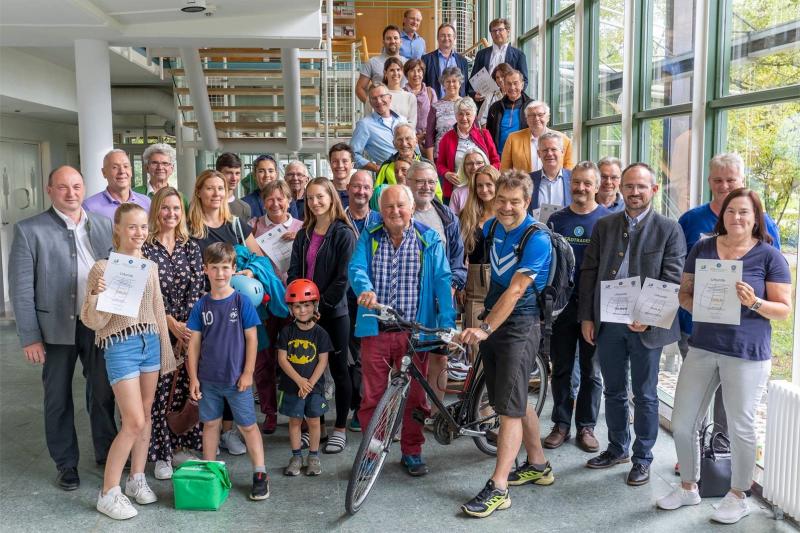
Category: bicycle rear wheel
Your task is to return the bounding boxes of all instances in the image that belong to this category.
[345,374,408,515]
[469,353,549,456]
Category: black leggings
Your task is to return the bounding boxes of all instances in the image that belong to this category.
[318,313,351,428]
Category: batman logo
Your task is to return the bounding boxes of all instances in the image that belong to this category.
[287,339,317,365]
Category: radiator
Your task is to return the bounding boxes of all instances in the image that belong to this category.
[762,380,800,520]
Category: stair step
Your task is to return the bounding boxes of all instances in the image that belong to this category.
[169,68,320,78]
[175,87,318,96]
[184,121,328,131]
[180,105,320,112]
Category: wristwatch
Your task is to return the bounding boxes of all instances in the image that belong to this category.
[479,322,493,335]
[749,298,763,311]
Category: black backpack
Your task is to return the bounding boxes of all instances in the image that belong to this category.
[485,219,575,358]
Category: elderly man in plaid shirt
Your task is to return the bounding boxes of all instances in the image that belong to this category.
[349,184,456,476]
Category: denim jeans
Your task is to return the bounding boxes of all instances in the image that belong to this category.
[596,323,662,465]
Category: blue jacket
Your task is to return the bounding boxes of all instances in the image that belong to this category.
[348,220,456,338]
[234,244,288,319]
[529,168,573,211]
[421,50,469,98]
[428,200,467,290]
[467,45,528,98]
[242,190,265,219]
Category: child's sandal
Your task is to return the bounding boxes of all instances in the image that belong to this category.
[323,433,346,454]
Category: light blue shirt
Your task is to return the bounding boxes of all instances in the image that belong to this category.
[351,111,407,168]
[537,169,566,207]
[400,32,426,60]
[436,50,458,97]
[616,206,651,279]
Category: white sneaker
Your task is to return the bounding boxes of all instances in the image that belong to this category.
[154,460,173,480]
[656,486,701,510]
[712,492,750,524]
[124,475,158,505]
[220,429,247,455]
[97,486,137,520]
[172,450,198,466]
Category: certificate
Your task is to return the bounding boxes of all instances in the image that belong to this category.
[600,276,640,324]
[255,224,293,274]
[468,67,499,97]
[692,259,743,325]
[537,203,561,224]
[96,252,150,318]
[632,277,680,329]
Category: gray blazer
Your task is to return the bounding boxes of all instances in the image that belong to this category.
[9,207,113,346]
[578,209,687,349]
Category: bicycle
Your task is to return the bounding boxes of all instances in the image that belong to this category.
[345,304,549,515]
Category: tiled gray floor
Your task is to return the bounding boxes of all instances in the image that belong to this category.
[0,324,795,532]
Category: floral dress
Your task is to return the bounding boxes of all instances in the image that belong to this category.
[143,238,205,461]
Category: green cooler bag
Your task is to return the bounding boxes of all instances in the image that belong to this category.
[172,460,231,510]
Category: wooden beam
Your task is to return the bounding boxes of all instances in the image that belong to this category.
[169,68,319,78]
[175,87,318,96]
[179,105,320,112]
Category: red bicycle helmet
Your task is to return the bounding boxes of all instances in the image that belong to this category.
[285,278,320,303]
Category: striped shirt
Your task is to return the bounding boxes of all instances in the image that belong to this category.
[372,226,421,321]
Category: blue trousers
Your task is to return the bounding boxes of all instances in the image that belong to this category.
[596,323,661,465]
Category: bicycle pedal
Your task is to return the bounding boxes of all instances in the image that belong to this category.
[411,408,427,426]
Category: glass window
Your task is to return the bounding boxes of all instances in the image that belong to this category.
[640,114,692,219]
[589,123,623,161]
[719,101,800,382]
[521,0,539,31]
[553,16,575,125]
[523,35,540,99]
[593,0,625,117]
[556,0,575,12]
[723,1,800,95]
[646,0,696,108]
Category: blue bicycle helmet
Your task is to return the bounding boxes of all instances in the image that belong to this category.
[230,275,266,307]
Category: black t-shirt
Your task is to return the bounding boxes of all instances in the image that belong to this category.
[468,226,489,264]
[277,322,333,394]
[192,219,253,291]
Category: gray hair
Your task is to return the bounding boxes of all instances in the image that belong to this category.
[142,143,176,167]
[285,160,310,176]
[454,96,478,116]
[597,156,622,170]
[407,160,437,181]
[102,148,129,167]
[496,170,533,202]
[709,152,744,176]
[622,162,657,186]
[504,69,524,83]
[378,184,415,210]
[572,161,600,186]
[440,66,464,85]
[350,169,374,187]
[538,131,563,150]
[393,123,416,139]
[524,100,550,114]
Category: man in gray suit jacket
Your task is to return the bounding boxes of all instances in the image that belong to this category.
[9,166,117,491]
[578,163,686,486]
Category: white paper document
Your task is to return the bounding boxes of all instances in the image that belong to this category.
[537,203,561,224]
[600,276,641,324]
[692,259,743,325]
[96,252,150,318]
[632,277,681,329]
[469,67,499,97]
[255,224,293,274]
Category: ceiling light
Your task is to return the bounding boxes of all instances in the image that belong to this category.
[181,0,207,13]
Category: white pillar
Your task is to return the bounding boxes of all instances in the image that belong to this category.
[74,40,113,195]
[176,126,197,198]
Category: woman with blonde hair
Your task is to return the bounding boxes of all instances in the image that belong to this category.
[449,149,488,215]
[187,169,261,455]
[142,187,204,480]
[287,177,357,453]
[458,165,500,342]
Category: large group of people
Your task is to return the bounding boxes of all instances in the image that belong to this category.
[7,14,792,526]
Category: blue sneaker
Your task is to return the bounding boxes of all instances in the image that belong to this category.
[401,454,429,477]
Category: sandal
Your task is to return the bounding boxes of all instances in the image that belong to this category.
[322,433,346,454]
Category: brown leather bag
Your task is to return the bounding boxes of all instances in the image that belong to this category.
[166,365,199,436]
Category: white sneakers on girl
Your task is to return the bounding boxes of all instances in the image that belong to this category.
[124,474,158,504]
[656,486,702,510]
[712,492,750,524]
[154,459,173,480]
[96,486,137,520]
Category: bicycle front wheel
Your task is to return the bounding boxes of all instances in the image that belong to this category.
[469,352,550,456]
[345,374,409,515]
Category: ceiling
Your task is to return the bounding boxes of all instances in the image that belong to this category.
[0,95,77,124]
[0,0,321,48]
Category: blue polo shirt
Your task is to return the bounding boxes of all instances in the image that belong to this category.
[400,32,426,60]
[498,107,520,154]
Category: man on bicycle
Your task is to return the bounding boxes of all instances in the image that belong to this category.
[460,170,555,518]
[349,184,456,476]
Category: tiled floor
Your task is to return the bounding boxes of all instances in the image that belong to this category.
[0,324,795,532]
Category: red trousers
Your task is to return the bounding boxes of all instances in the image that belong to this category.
[358,331,429,456]
[254,315,287,418]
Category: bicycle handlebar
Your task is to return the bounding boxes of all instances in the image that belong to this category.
[363,304,463,351]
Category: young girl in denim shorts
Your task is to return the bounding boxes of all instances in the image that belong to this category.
[82,203,173,520]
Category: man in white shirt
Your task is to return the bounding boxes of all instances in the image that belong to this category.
[356,25,407,103]
[528,131,573,212]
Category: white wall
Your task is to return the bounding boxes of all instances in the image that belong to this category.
[0,48,77,112]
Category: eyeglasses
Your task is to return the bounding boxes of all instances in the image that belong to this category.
[490,27,507,33]
[149,161,173,167]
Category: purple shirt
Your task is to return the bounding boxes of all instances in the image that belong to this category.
[305,232,324,281]
[406,83,437,135]
[83,188,151,220]
[187,292,261,385]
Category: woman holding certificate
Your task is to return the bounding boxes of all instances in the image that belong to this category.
[658,189,792,524]
[287,178,357,453]
[81,203,173,520]
[249,179,303,433]
[142,187,205,480]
